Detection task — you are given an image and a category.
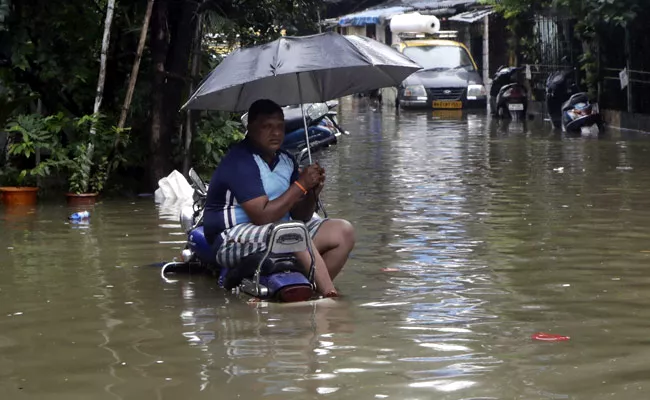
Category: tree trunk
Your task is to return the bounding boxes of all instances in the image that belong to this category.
[118,0,155,130]
[85,0,116,193]
[182,14,203,177]
[149,0,170,189]
[148,0,198,189]
[91,0,116,133]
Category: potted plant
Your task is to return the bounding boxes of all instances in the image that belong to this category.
[0,113,64,207]
[42,114,130,206]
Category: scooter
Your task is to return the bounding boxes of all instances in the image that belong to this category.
[546,69,578,129]
[561,93,603,135]
[490,66,528,120]
[161,168,319,303]
[545,69,602,134]
[241,101,348,156]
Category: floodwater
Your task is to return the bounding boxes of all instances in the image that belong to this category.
[3,98,650,400]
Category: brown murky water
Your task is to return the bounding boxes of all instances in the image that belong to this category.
[3,97,650,399]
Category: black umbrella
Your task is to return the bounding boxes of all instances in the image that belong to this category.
[182,31,421,163]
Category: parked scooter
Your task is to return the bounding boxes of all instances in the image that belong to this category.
[546,69,578,129]
[162,168,319,303]
[561,93,603,135]
[546,69,602,134]
[490,66,528,120]
[241,101,348,156]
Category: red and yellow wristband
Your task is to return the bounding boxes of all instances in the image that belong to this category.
[294,181,308,195]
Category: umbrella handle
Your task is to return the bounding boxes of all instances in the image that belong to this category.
[297,74,313,165]
[297,73,328,219]
[317,196,328,219]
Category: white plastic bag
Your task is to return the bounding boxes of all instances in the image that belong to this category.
[154,170,194,202]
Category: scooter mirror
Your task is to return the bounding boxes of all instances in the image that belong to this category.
[189,168,208,195]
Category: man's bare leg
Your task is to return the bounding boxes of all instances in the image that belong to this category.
[295,245,336,296]
[313,219,355,280]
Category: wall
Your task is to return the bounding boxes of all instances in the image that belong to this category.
[344,26,366,36]
[603,109,650,133]
[487,14,508,78]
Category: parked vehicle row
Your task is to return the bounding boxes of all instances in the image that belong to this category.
[383,12,604,135]
[489,65,603,134]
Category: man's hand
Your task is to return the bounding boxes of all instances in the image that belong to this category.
[291,163,325,221]
[313,165,325,196]
[298,163,322,191]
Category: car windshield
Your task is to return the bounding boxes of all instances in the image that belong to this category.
[403,45,475,71]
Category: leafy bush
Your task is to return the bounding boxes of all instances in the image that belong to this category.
[25,113,130,194]
[2,113,66,186]
[192,111,244,176]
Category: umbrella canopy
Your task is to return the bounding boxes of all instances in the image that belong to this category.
[182,31,421,112]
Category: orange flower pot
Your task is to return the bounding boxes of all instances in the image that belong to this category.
[0,187,39,207]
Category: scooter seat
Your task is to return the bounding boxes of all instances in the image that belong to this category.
[264,256,304,275]
[562,93,589,111]
[283,106,311,132]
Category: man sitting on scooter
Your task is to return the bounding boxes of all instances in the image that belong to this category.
[203,99,355,297]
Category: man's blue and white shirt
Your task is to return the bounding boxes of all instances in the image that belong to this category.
[203,139,299,249]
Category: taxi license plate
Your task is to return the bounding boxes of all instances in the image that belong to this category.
[432,110,463,120]
[433,100,463,109]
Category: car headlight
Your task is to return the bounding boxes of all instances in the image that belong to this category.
[403,84,427,99]
[467,84,487,100]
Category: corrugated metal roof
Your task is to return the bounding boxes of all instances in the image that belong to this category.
[448,8,495,23]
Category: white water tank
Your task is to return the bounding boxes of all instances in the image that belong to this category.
[390,12,441,34]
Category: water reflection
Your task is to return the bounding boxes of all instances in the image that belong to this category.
[176,279,357,397]
[4,99,650,399]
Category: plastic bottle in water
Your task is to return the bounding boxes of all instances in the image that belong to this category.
[69,211,90,221]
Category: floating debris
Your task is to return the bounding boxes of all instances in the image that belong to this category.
[532,332,570,342]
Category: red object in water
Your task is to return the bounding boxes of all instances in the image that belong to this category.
[381,268,400,272]
[532,332,570,342]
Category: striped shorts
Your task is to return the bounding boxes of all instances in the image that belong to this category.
[216,217,327,269]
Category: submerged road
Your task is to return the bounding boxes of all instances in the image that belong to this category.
[3,97,650,399]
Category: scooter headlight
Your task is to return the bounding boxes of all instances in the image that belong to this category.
[403,84,427,98]
[180,206,195,233]
[467,84,487,100]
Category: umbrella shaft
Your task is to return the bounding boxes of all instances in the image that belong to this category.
[297,75,313,165]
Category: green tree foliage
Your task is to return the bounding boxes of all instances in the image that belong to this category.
[0,0,321,192]
[488,0,641,97]
[555,0,640,96]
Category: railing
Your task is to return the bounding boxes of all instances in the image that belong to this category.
[525,63,576,102]
[506,63,650,116]
[601,67,650,114]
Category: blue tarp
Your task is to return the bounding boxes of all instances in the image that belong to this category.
[338,6,412,26]
[371,0,479,9]
[337,0,480,26]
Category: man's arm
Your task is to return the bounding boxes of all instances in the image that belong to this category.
[290,161,323,222]
[290,190,319,222]
[241,184,307,225]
